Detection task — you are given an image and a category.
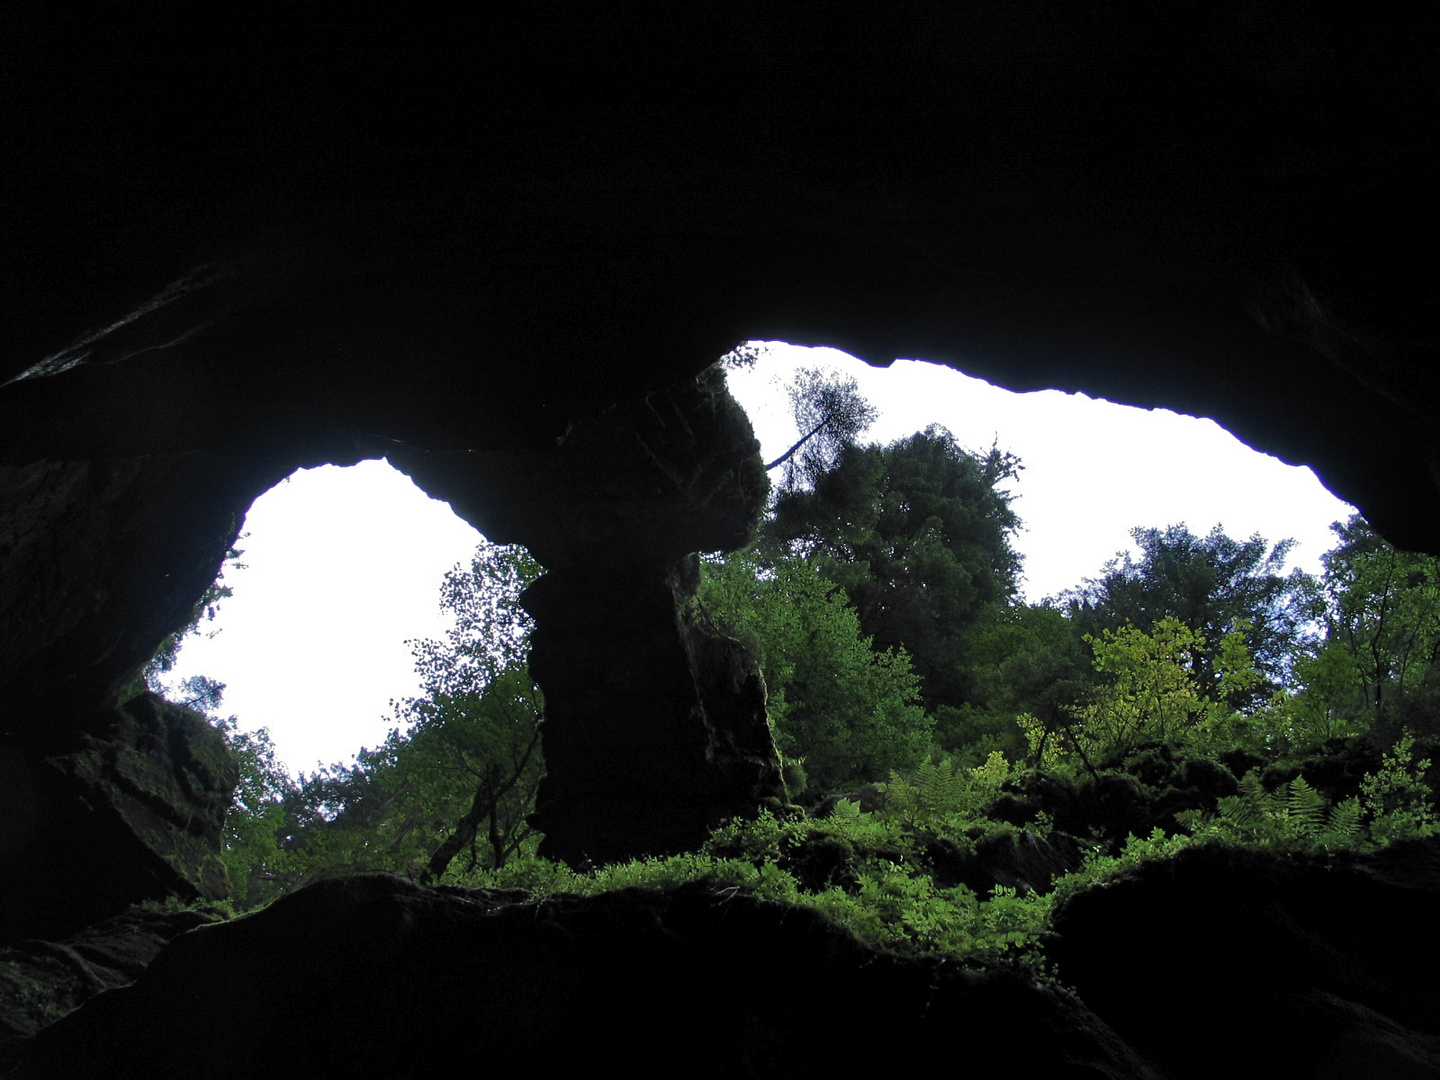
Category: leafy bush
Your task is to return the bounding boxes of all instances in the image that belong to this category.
[879,752,1013,832]
[461,763,1053,968]
[698,552,933,796]
[1176,732,1437,853]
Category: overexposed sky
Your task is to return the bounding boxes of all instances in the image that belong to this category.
[166,344,1355,773]
[165,460,483,774]
[727,347,1352,603]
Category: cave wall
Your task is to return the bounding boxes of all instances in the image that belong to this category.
[385,369,780,866]
[1,7,1437,927]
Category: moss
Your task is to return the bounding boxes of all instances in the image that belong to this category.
[0,963,75,1037]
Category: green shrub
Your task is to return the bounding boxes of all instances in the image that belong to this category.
[1175,732,1436,853]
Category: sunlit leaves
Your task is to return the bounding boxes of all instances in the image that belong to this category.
[699,550,932,796]
[1064,524,1313,709]
[1023,616,1268,768]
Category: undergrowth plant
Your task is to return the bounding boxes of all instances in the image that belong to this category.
[1050,828,1194,903]
[460,769,1052,967]
[456,734,1438,966]
[879,751,1013,831]
[1177,732,1437,852]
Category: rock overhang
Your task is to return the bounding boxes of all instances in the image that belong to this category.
[2,4,1437,924]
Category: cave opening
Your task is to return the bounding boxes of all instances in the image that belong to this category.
[726,343,1355,599]
[162,347,1356,780]
[156,458,488,775]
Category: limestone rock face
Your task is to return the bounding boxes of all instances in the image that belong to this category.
[0,454,295,718]
[387,369,780,863]
[0,902,226,1041]
[521,560,780,865]
[1,693,237,942]
[0,450,287,940]
[1048,838,1440,1079]
[1,5,1438,948]
[0,876,1160,1080]
[13,842,1440,1078]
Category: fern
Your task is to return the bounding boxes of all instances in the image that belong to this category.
[881,752,1011,829]
[1283,775,1326,840]
[1051,828,1195,902]
[1187,737,1438,853]
[1317,797,1365,849]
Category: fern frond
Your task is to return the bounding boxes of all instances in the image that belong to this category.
[1320,797,1366,850]
[915,758,946,814]
[1283,776,1326,839]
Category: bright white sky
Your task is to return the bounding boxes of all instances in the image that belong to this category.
[166,343,1354,774]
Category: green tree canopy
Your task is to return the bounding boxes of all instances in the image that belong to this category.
[1306,515,1440,736]
[218,541,548,906]
[1019,615,1266,774]
[1063,524,1313,709]
[699,550,932,797]
[389,541,546,879]
[215,719,297,910]
[939,600,1097,763]
[763,425,1022,713]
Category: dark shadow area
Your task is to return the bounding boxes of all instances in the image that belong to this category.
[3,8,1438,1075]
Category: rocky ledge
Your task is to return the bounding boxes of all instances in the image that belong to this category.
[5,838,1440,1078]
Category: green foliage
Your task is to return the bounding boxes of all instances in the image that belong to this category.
[1304,516,1440,737]
[699,550,932,796]
[466,722,1430,967]
[215,541,547,909]
[765,425,1022,714]
[1046,828,1197,907]
[949,601,1094,761]
[1176,734,1438,852]
[1064,524,1313,709]
[1077,618,1217,754]
[458,748,1055,967]
[461,805,1051,966]
[1183,773,1357,850]
[1361,733,1439,844]
[879,752,1012,831]
[1019,616,1267,773]
[1275,640,1367,749]
[201,398,1440,987]
[215,720,299,910]
[354,540,547,880]
[806,863,1049,962]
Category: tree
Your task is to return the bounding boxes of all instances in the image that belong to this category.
[698,550,932,797]
[215,720,301,910]
[256,751,415,892]
[940,601,1096,764]
[1303,515,1440,736]
[220,541,549,901]
[1063,524,1314,710]
[1018,616,1265,774]
[390,541,546,878]
[764,425,1023,713]
[765,366,878,492]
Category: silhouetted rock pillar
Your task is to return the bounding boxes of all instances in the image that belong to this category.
[392,368,783,864]
[523,557,779,866]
